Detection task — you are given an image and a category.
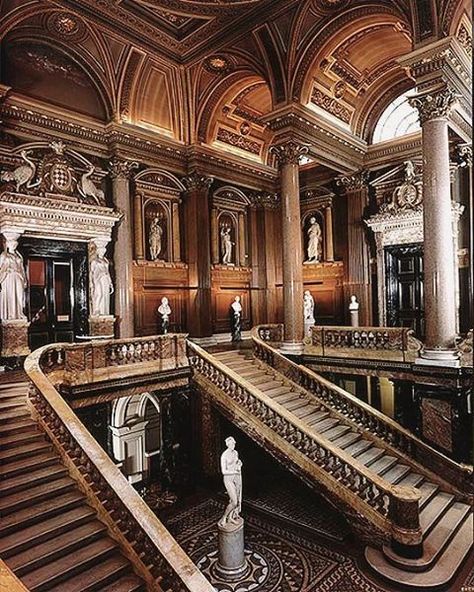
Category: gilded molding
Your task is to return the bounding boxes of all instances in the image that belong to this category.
[269,141,309,166]
[409,88,459,124]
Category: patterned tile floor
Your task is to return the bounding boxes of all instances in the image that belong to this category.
[163,492,473,592]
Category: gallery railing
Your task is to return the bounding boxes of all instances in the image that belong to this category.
[187,339,424,555]
[24,335,213,592]
[306,325,423,363]
[252,324,473,497]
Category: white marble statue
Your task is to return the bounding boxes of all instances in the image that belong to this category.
[90,245,114,316]
[0,237,27,320]
[231,296,242,342]
[218,436,243,528]
[158,296,171,334]
[303,290,315,322]
[149,216,163,261]
[306,217,322,263]
[349,295,359,327]
[220,225,233,265]
[79,166,105,205]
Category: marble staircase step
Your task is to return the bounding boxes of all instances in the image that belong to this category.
[418,482,440,509]
[331,431,361,449]
[0,477,76,516]
[0,440,51,464]
[310,417,340,432]
[0,464,68,496]
[21,537,118,592]
[99,574,147,592]
[365,513,473,588]
[0,506,96,557]
[368,455,398,476]
[0,418,38,436]
[355,447,385,467]
[266,386,292,398]
[0,452,58,479]
[344,438,372,457]
[323,424,352,441]
[284,398,309,413]
[397,472,425,490]
[419,492,455,535]
[7,520,108,575]
[0,430,45,450]
[292,404,321,420]
[382,464,411,485]
[0,408,30,423]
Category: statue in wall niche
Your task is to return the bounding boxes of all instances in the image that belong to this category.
[158,297,172,334]
[0,237,28,320]
[303,290,315,323]
[78,166,105,205]
[90,245,114,316]
[305,217,322,263]
[231,296,242,342]
[220,225,234,265]
[218,436,243,528]
[149,216,163,261]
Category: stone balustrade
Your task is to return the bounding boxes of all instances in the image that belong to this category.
[307,325,423,362]
[188,339,424,555]
[24,337,214,592]
[252,325,473,498]
[39,334,189,386]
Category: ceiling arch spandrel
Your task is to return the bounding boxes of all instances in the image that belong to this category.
[295,7,413,138]
[1,9,118,121]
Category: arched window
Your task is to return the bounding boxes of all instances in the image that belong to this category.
[372,91,420,143]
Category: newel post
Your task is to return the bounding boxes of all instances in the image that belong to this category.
[389,485,423,558]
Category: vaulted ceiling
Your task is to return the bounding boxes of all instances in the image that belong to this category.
[0,0,471,165]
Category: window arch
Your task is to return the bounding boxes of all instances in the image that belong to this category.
[372,91,420,143]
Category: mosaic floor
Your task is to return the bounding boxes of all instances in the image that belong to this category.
[165,498,390,592]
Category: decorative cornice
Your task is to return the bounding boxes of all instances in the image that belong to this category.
[181,172,213,193]
[409,88,459,125]
[108,157,139,180]
[248,191,280,209]
[336,170,369,192]
[269,141,309,166]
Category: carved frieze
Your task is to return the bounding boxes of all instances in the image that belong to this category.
[310,87,352,124]
[0,141,107,206]
[216,128,261,155]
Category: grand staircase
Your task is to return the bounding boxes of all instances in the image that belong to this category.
[190,343,473,590]
[0,380,146,592]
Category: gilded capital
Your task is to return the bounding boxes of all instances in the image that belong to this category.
[409,88,458,125]
[181,172,213,192]
[269,141,309,166]
[249,191,280,209]
[108,157,139,179]
[336,169,369,192]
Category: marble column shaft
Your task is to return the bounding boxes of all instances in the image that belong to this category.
[325,205,335,262]
[133,192,144,261]
[411,89,459,355]
[109,158,138,338]
[271,142,308,351]
[182,173,213,338]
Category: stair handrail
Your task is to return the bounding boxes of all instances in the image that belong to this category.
[0,560,29,591]
[187,339,423,556]
[24,341,214,592]
[252,324,473,498]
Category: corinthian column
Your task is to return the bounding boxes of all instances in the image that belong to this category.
[182,172,213,339]
[270,141,308,355]
[108,157,138,337]
[410,88,459,365]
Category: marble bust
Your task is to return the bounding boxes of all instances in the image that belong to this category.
[218,436,243,528]
[158,296,171,334]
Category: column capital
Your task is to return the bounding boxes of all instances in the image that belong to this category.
[409,88,459,125]
[108,157,139,180]
[336,169,369,192]
[181,172,213,192]
[269,141,309,166]
[248,191,280,209]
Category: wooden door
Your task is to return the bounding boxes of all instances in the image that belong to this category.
[385,244,424,338]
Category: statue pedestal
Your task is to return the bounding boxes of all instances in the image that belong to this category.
[215,519,248,582]
[89,315,116,338]
[1,320,30,357]
[350,310,359,327]
[304,316,315,337]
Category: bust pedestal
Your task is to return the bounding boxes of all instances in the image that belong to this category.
[350,310,359,327]
[89,315,116,338]
[1,320,30,357]
[215,518,248,582]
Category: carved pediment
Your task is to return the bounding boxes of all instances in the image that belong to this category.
[371,160,423,215]
[0,141,107,206]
